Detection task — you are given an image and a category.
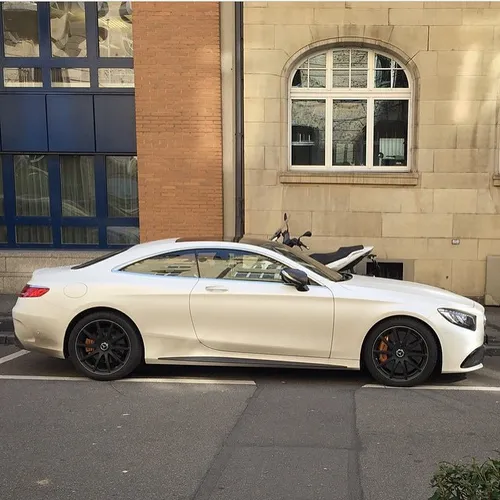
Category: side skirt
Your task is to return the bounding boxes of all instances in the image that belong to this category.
[154,356,351,370]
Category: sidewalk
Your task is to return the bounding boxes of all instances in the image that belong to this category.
[1,293,500,352]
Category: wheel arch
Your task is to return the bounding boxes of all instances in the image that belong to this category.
[63,307,144,359]
[359,314,443,375]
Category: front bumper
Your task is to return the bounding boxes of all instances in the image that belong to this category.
[461,345,485,369]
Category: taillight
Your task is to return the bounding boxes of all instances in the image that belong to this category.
[19,285,50,298]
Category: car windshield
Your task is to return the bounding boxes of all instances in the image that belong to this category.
[256,240,344,282]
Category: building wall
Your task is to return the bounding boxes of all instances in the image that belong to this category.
[134,1,224,241]
[243,1,500,299]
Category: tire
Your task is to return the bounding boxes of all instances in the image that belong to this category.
[362,317,439,388]
[68,311,143,381]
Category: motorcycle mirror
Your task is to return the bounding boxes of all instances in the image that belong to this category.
[301,231,312,238]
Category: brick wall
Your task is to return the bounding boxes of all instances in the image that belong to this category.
[133,2,223,241]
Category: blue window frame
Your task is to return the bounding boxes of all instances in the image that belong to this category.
[0,2,137,249]
[0,154,138,249]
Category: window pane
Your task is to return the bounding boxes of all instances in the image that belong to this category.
[98,1,133,57]
[98,68,134,88]
[332,70,349,88]
[373,100,409,167]
[16,226,52,244]
[50,2,87,57]
[0,159,3,216]
[291,100,325,166]
[122,252,198,277]
[0,226,7,244]
[351,50,368,68]
[292,69,307,88]
[4,68,42,87]
[394,69,409,88]
[14,155,50,216]
[197,250,285,282]
[375,54,392,69]
[107,226,139,245]
[308,70,326,88]
[51,68,90,88]
[375,69,391,88]
[333,50,349,68]
[3,2,39,57]
[332,100,367,167]
[62,227,98,245]
[106,156,138,217]
[351,70,367,88]
[60,156,95,216]
[309,53,326,68]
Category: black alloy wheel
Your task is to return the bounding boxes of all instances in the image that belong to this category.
[68,311,143,381]
[363,318,439,387]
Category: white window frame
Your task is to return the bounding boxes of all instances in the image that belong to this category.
[288,48,412,173]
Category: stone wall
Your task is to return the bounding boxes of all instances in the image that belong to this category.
[243,1,500,298]
[0,251,106,294]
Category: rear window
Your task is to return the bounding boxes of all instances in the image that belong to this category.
[71,248,128,270]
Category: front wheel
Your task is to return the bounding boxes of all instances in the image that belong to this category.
[362,318,439,387]
[68,311,143,381]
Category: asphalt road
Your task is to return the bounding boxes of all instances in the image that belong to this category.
[1,348,500,500]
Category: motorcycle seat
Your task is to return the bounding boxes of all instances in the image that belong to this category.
[310,245,365,265]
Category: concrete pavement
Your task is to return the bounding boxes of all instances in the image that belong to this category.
[2,347,500,500]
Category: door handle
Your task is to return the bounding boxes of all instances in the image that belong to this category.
[205,285,228,293]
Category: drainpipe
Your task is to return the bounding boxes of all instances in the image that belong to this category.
[234,1,244,240]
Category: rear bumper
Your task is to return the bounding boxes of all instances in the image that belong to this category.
[12,303,66,359]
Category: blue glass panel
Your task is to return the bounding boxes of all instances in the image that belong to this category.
[47,94,95,152]
[0,95,48,151]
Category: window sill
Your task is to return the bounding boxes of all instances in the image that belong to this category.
[279,171,419,186]
[493,175,500,187]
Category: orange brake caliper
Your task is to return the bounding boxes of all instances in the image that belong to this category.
[378,336,389,363]
[85,338,95,353]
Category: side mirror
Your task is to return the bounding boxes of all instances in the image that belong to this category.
[301,231,312,238]
[281,268,309,292]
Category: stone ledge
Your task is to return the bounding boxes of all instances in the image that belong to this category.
[0,250,107,258]
[279,172,419,186]
[492,175,500,187]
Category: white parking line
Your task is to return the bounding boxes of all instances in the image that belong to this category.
[0,350,28,365]
[0,374,255,385]
[362,384,500,392]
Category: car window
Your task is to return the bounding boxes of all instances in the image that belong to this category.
[121,251,199,277]
[196,249,286,283]
[72,248,128,269]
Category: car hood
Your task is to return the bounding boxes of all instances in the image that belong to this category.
[341,274,477,309]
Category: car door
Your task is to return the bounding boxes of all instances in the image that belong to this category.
[189,248,334,358]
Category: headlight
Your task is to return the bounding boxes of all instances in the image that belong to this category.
[438,308,476,331]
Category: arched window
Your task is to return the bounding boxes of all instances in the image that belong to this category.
[289,48,411,172]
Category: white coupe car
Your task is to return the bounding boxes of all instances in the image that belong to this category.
[12,237,486,387]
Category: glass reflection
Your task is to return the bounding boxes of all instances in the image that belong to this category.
[98,2,133,57]
[14,155,50,216]
[3,2,39,57]
[50,2,87,57]
[106,156,138,217]
[60,156,96,216]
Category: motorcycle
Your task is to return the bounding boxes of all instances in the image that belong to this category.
[270,213,381,277]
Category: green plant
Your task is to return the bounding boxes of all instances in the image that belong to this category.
[429,458,500,499]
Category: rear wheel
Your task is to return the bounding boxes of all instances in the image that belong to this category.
[362,318,439,387]
[68,311,143,381]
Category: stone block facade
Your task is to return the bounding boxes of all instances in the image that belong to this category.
[242,1,500,299]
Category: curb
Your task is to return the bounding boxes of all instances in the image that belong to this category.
[0,333,15,345]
